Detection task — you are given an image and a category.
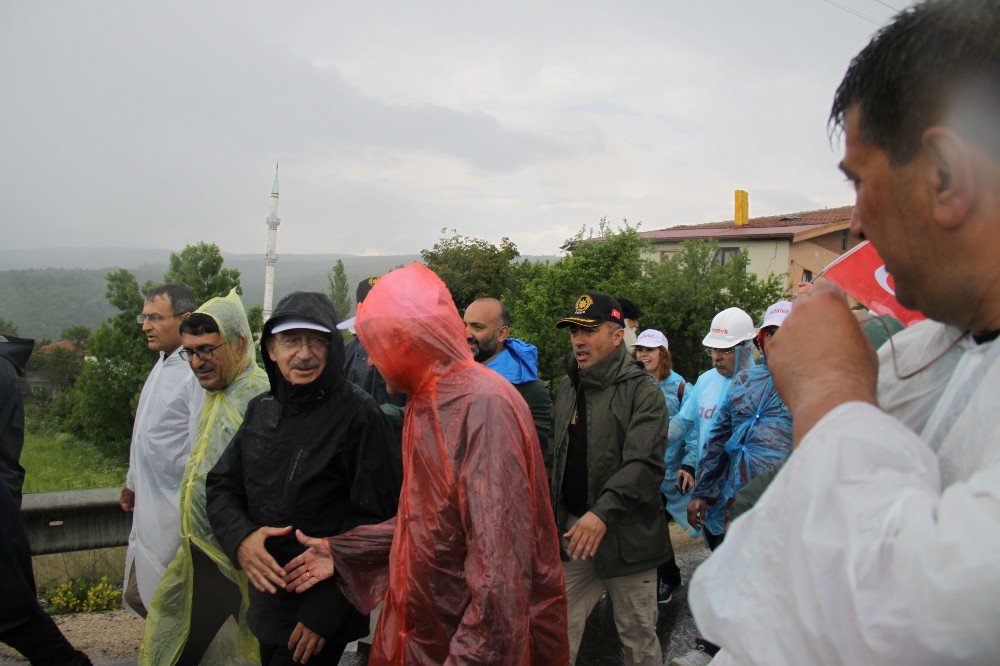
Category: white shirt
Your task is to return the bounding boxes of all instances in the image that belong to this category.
[690,320,1000,665]
[123,348,204,610]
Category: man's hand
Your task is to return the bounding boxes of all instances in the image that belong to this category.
[563,511,607,560]
[237,525,292,594]
[119,486,135,512]
[676,469,695,493]
[288,622,325,664]
[768,283,878,445]
[687,498,707,530]
[284,530,334,594]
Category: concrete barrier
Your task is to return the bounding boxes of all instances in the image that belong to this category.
[21,488,131,555]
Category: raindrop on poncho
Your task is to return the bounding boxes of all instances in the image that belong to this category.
[140,289,269,665]
[326,263,570,665]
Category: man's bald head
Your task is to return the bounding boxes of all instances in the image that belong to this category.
[463,298,511,363]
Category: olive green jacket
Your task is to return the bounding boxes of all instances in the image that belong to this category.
[549,343,672,578]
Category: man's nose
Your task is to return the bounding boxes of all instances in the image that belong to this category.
[849,207,865,240]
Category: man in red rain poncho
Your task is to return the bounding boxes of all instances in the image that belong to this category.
[283,263,570,665]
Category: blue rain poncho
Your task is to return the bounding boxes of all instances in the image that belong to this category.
[656,370,694,530]
[691,361,792,518]
[140,289,269,665]
[666,345,755,536]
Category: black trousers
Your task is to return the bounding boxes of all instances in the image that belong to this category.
[0,614,92,665]
[656,497,682,588]
[704,529,725,551]
[260,640,348,665]
[176,544,243,665]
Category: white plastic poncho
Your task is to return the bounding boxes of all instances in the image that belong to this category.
[690,320,1000,665]
[123,341,204,612]
[140,289,269,665]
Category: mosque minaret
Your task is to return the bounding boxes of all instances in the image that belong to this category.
[262,163,280,322]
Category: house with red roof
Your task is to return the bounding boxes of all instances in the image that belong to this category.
[639,203,861,287]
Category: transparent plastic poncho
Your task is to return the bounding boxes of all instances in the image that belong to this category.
[140,289,269,665]
[692,363,793,508]
[326,263,570,665]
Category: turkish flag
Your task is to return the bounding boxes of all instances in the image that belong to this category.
[819,241,927,326]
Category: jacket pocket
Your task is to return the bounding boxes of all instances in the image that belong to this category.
[616,505,669,564]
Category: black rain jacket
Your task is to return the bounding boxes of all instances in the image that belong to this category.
[206,292,402,645]
[0,335,33,508]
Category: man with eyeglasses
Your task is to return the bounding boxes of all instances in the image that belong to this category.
[140,289,268,665]
[207,291,401,666]
[667,307,756,551]
[122,284,205,619]
[685,301,793,547]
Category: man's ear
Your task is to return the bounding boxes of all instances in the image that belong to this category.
[235,335,247,357]
[922,126,975,230]
[498,325,510,345]
[612,325,625,347]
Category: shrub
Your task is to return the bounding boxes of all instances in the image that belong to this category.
[44,576,121,614]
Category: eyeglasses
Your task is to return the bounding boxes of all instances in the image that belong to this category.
[136,313,181,324]
[179,343,225,362]
[273,333,329,351]
[705,347,737,357]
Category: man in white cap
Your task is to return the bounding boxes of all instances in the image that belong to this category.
[207,292,401,665]
[667,307,756,550]
[685,301,793,544]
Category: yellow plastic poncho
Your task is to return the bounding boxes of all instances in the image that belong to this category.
[140,289,269,665]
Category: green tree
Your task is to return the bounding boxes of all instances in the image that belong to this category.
[636,240,786,380]
[507,219,649,387]
[60,325,91,349]
[328,259,352,321]
[0,317,18,336]
[421,229,523,310]
[507,222,786,387]
[66,269,155,458]
[162,242,242,305]
[246,306,263,337]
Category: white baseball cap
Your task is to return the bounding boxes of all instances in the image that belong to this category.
[633,329,669,351]
[759,300,793,330]
[335,316,356,332]
[271,319,332,334]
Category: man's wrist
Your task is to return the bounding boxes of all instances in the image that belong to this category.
[792,388,876,446]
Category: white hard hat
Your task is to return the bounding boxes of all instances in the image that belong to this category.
[759,300,793,330]
[702,307,756,348]
[634,329,669,351]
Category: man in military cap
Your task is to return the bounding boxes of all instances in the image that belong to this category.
[548,292,671,666]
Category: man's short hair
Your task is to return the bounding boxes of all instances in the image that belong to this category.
[145,284,196,314]
[179,313,220,337]
[830,0,1000,164]
[498,303,512,329]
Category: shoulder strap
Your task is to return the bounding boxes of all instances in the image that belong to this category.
[677,381,686,402]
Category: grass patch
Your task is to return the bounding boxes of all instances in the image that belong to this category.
[21,431,127,493]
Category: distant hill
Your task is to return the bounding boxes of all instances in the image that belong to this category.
[1,252,419,340]
[0,249,557,340]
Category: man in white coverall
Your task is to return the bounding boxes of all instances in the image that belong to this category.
[121,284,204,616]
[688,1,1000,663]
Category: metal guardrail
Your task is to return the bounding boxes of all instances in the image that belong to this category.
[21,487,131,555]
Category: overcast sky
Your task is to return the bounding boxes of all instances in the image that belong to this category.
[1,0,910,257]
